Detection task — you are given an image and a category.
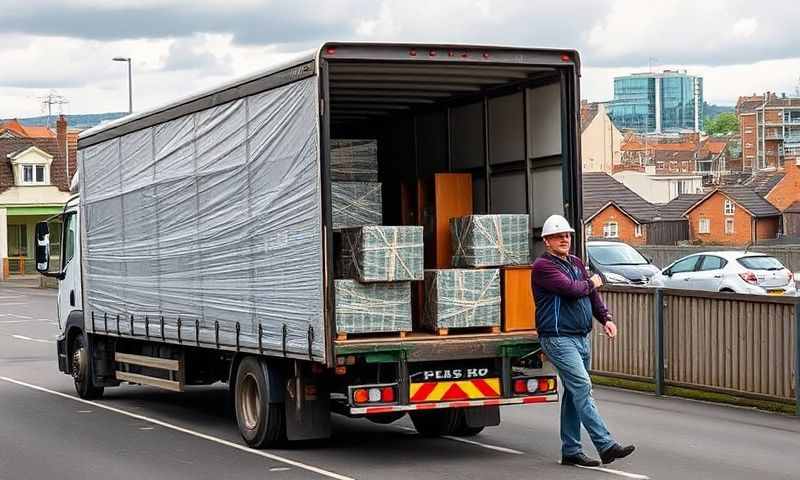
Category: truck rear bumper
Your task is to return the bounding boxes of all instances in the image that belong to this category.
[350,393,557,415]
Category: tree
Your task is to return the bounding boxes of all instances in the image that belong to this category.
[705,112,739,135]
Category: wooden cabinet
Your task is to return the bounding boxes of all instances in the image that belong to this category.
[501,265,535,332]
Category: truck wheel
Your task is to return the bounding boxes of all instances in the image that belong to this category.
[409,409,462,436]
[452,424,485,437]
[234,357,286,448]
[71,335,104,400]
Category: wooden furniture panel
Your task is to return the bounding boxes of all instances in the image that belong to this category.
[433,173,473,268]
[502,265,535,332]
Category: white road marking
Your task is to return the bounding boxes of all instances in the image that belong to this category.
[270,467,292,472]
[139,427,155,431]
[575,465,650,479]
[0,376,355,480]
[78,410,93,413]
[0,320,52,324]
[1,303,28,306]
[399,426,524,455]
[7,313,32,319]
[11,335,54,344]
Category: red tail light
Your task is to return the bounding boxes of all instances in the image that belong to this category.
[381,387,395,403]
[739,271,758,285]
[513,379,527,394]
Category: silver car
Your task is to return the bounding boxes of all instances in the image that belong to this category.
[652,251,796,296]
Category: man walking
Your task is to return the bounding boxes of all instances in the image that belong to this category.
[532,214,635,467]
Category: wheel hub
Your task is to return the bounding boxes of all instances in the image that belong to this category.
[71,347,86,382]
[239,372,262,430]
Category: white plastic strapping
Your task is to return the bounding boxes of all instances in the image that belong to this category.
[79,78,325,361]
[422,269,501,330]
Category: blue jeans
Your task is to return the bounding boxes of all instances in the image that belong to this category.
[540,335,615,456]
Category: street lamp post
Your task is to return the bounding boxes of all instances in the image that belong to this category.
[112,57,132,114]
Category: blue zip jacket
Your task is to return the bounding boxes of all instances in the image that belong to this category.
[532,253,611,337]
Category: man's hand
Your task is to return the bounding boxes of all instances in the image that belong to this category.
[603,321,618,338]
[589,274,603,289]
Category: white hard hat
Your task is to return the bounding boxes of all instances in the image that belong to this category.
[541,214,575,237]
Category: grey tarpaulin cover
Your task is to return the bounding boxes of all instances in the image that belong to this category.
[330,139,378,182]
[331,182,382,230]
[338,226,423,282]
[78,77,326,361]
[450,215,530,268]
[422,269,501,330]
[334,280,411,334]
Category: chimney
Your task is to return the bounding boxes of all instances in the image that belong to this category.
[56,115,69,181]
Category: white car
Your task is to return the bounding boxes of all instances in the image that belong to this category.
[652,251,796,296]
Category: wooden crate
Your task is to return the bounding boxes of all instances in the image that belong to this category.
[501,265,535,332]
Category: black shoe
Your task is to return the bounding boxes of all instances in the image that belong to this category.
[600,443,636,464]
[561,452,601,467]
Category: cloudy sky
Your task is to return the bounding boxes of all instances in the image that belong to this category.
[2,0,799,118]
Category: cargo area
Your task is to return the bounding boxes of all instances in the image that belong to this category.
[323,46,581,350]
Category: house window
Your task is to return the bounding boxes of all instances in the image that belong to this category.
[635,224,642,237]
[603,221,619,238]
[20,164,47,185]
[725,218,735,234]
[699,218,710,234]
[586,224,593,238]
[724,200,735,216]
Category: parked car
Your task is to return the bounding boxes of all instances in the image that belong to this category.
[586,241,661,285]
[651,251,796,296]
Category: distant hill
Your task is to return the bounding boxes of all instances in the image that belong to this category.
[703,103,735,120]
[4,112,127,130]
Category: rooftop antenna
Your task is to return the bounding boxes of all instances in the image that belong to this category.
[38,90,69,129]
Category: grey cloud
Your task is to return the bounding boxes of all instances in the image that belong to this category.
[161,38,233,73]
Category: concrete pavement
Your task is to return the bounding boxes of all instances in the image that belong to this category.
[1,285,799,479]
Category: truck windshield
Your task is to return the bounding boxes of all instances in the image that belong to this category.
[588,243,649,266]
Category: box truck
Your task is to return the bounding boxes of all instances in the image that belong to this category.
[36,42,583,447]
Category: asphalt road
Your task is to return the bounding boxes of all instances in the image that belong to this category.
[1,285,799,480]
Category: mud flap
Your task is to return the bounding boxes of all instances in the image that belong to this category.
[284,364,331,441]
[463,405,500,428]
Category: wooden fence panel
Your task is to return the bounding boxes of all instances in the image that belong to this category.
[590,288,654,380]
[662,291,796,401]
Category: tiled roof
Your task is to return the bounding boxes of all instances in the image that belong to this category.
[0,137,75,194]
[719,172,751,185]
[736,96,764,114]
[0,120,55,138]
[719,185,781,218]
[652,142,696,151]
[744,171,784,196]
[582,172,658,223]
[658,193,705,220]
[580,102,599,133]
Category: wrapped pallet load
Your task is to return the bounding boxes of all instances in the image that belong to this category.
[330,139,379,182]
[335,280,412,338]
[331,181,382,230]
[422,269,501,334]
[338,226,424,282]
[450,214,530,267]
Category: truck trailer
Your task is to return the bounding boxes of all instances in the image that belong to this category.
[36,42,583,447]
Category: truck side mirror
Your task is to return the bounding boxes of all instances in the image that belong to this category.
[35,221,50,274]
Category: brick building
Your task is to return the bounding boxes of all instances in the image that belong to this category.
[582,172,658,245]
[736,92,800,172]
[683,185,780,245]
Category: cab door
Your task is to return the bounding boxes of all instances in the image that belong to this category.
[57,210,82,325]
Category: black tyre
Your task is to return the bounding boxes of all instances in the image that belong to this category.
[366,412,406,425]
[409,409,463,436]
[452,424,485,437]
[234,357,286,448]
[70,334,104,400]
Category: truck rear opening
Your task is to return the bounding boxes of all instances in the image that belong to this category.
[320,44,580,423]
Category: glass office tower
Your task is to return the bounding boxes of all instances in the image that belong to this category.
[610,71,703,133]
